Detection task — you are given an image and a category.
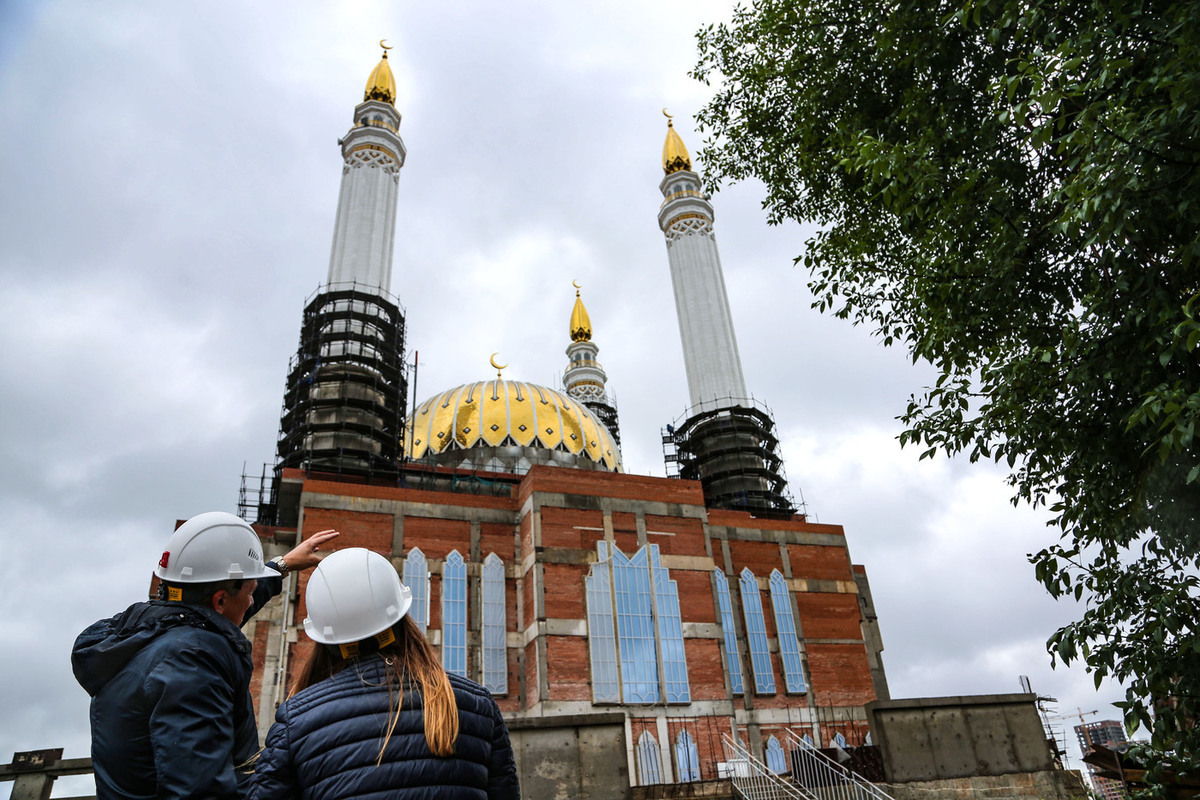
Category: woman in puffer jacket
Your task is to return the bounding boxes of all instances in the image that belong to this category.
[249,547,520,800]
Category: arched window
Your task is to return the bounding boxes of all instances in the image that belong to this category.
[613,546,658,703]
[769,570,806,693]
[403,548,429,633]
[637,731,663,785]
[739,568,775,693]
[652,547,688,703]
[441,550,466,676]
[585,542,690,703]
[585,548,620,702]
[675,731,701,782]
[481,553,507,694]
[765,736,787,774]
[714,570,745,694]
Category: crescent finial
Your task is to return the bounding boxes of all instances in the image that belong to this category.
[572,279,581,291]
[663,108,673,125]
[380,39,393,52]
[490,353,508,376]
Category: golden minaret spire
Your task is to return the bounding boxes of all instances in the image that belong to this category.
[364,40,397,105]
[662,109,692,174]
[569,281,593,342]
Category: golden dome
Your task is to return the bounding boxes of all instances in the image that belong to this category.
[662,117,692,174]
[364,52,396,105]
[405,379,621,472]
[570,287,592,342]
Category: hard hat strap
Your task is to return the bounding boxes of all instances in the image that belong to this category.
[335,626,398,660]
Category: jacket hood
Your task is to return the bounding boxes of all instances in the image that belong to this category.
[72,601,250,697]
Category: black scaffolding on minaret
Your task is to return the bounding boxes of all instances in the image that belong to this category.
[663,398,796,518]
[247,284,407,525]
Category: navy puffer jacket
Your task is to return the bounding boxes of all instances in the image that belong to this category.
[72,575,281,800]
[249,656,520,800]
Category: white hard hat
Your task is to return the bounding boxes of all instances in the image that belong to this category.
[304,548,412,645]
[155,511,275,583]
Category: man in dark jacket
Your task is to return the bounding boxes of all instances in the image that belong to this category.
[72,512,337,800]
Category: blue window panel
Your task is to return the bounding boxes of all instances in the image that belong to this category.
[613,547,659,703]
[585,556,620,702]
[650,546,690,703]
[442,551,467,677]
[769,570,806,693]
[713,570,745,694]
[403,548,429,633]
[832,733,848,748]
[675,731,701,782]
[765,736,787,773]
[739,568,776,694]
[481,553,507,694]
[637,732,663,785]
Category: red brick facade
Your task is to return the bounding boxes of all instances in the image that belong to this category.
[253,464,886,784]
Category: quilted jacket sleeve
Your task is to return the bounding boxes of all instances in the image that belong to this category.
[248,708,298,800]
[485,696,520,800]
[144,643,242,800]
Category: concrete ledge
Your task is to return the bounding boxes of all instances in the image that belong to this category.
[507,711,627,731]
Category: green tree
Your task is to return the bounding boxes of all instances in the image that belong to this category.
[693,0,1200,771]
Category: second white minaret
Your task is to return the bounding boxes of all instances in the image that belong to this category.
[657,117,747,411]
[326,47,407,292]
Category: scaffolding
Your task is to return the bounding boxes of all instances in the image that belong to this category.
[275,284,408,482]
[663,398,797,517]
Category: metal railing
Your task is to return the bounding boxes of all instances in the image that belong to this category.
[721,734,810,800]
[1,749,94,800]
[783,731,894,800]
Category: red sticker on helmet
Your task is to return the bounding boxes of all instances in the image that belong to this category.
[159,551,170,569]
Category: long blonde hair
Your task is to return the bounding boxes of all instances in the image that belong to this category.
[290,615,459,758]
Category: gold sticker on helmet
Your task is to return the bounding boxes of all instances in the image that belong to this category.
[167,587,182,602]
[375,628,396,648]
[338,641,361,659]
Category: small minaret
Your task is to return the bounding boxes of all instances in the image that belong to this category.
[658,115,747,411]
[563,283,621,448]
[269,45,410,517]
[657,114,794,516]
[326,45,407,291]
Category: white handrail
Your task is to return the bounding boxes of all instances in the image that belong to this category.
[721,734,812,800]
[782,730,895,800]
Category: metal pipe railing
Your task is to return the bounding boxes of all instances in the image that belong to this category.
[783,730,894,800]
[721,733,812,800]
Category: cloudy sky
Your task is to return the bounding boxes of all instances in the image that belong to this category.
[1,1,1122,793]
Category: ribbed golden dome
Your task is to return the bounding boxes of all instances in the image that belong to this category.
[570,289,592,342]
[663,118,692,174]
[364,52,396,105]
[405,379,621,471]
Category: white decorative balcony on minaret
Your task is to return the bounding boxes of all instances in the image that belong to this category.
[657,115,747,412]
[326,46,407,292]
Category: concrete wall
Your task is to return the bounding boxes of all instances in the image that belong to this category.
[865,694,1054,782]
[508,712,630,800]
[877,768,1090,800]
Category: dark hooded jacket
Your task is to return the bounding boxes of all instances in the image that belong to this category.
[72,575,281,800]
[248,655,520,800]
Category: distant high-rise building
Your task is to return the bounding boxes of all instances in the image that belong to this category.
[1075,719,1128,800]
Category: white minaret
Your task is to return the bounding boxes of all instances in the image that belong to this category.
[564,283,621,446]
[326,45,407,291]
[657,115,748,412]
